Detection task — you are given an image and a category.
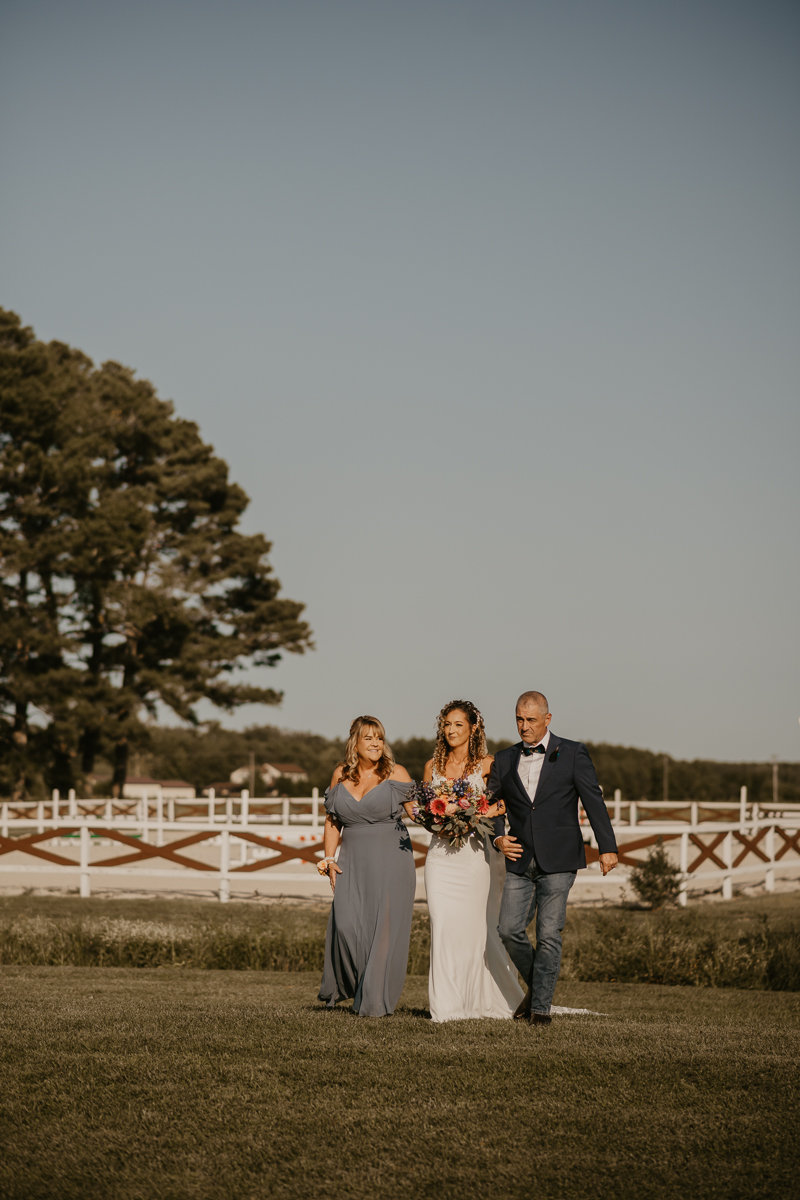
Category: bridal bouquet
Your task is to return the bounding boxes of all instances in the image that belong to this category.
[406,777,497,850]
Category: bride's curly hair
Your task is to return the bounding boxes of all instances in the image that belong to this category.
[432,700,487,778]
[340,715,395,783]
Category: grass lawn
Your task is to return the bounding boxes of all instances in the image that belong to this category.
[1,968,798,1200]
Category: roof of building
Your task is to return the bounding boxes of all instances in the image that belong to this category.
[88,774,195,789]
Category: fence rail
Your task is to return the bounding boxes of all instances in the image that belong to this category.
[1,790,799,902]
[0,786,326,831]
[4,785,800,833]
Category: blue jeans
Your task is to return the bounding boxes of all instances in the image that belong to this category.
[497,861,576,1015]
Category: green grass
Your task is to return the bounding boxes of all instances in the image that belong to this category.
[2,892,799,989]
[0,968,797,1200]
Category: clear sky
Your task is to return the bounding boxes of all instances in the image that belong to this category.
[2,0,798,760]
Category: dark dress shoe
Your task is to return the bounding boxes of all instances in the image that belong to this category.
[529,1012,552,1027]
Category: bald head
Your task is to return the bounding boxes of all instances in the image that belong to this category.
[515,691,551,745]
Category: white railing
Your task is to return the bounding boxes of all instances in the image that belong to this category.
[0,787,326,831]
[1,789,799,902]
[603,786,800,828]
[8,784,800,834]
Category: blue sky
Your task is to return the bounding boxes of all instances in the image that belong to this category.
[2,0,798,759]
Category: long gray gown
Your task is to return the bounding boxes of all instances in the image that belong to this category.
[318,779,415,1017]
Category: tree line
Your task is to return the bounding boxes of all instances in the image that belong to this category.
[140,723,800,805]
[0,310,312,800]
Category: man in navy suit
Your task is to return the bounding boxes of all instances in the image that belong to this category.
[489,690,618,1026]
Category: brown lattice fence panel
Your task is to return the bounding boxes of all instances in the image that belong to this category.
[586,833,680,868]
[0,828,81,867]
[732,828,770,867]
[776,827,800,861]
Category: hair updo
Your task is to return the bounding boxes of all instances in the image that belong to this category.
[432,699,487,778]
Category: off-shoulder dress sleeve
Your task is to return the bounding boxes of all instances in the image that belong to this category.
[323,786,340,822]
[388,779,414,820]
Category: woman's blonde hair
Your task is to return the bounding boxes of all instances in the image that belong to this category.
[432,699,487,778]
[340,715,395,783]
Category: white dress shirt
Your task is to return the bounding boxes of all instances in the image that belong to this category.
[493,728,552,849]
[517,728,551,806]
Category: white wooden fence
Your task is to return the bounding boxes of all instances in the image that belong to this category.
[1,786,798,902]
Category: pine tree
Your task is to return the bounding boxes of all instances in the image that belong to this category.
[0,310,312,797]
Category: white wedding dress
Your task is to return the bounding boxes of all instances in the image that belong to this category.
[424,768,524,1022]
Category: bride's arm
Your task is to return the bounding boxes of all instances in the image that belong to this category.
[402,758,432,819]
[481,755,505,817]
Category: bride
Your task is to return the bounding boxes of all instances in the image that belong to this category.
[408,699,524,1022]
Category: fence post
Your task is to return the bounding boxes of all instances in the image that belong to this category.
[240,788,249,827]
[1,802,7,838]
[52,789,60,822]
[282,797,290,826]
[765,824,775,892]
[722,830,733,900]
[312,786,320,828]
[156,790,164,847]
[168,797,175,823]
[226,796,233,823]
[208,787,215,824]
[739,785,747,833]
[629,801,637,828]
[690,801,698,828]
[679,831,689,907]
[105,799,113,822]
[142,790,149,844]
[37,800,44,834]
[68,788,76,818]
[219,828,230,903]
[80,824,91,898]
[613,789,621,824]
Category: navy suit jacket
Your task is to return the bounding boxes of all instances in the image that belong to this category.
[488,736,617,874]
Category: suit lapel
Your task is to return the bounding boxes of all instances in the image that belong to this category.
[531,734,561,803]
[510,743,530,804]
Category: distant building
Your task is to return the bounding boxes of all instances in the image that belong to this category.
[87,775,196,800]
[200,781,244,798]
[229,761,309,787]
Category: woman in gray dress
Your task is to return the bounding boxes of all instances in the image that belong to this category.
[317,715,416,1017]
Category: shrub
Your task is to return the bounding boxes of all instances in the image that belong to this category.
[629,838,683,908]
[559,909,800,991]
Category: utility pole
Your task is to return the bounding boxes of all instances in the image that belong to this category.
[663,755,669,803]
[249,750,256,799]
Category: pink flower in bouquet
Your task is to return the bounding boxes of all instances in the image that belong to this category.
[475,796,489,814]
[430,797,448,816]
[458,798,471,809]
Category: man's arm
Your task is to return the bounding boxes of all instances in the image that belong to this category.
[574,744,618,867]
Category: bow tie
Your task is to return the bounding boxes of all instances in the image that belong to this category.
[521,744,546,756]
